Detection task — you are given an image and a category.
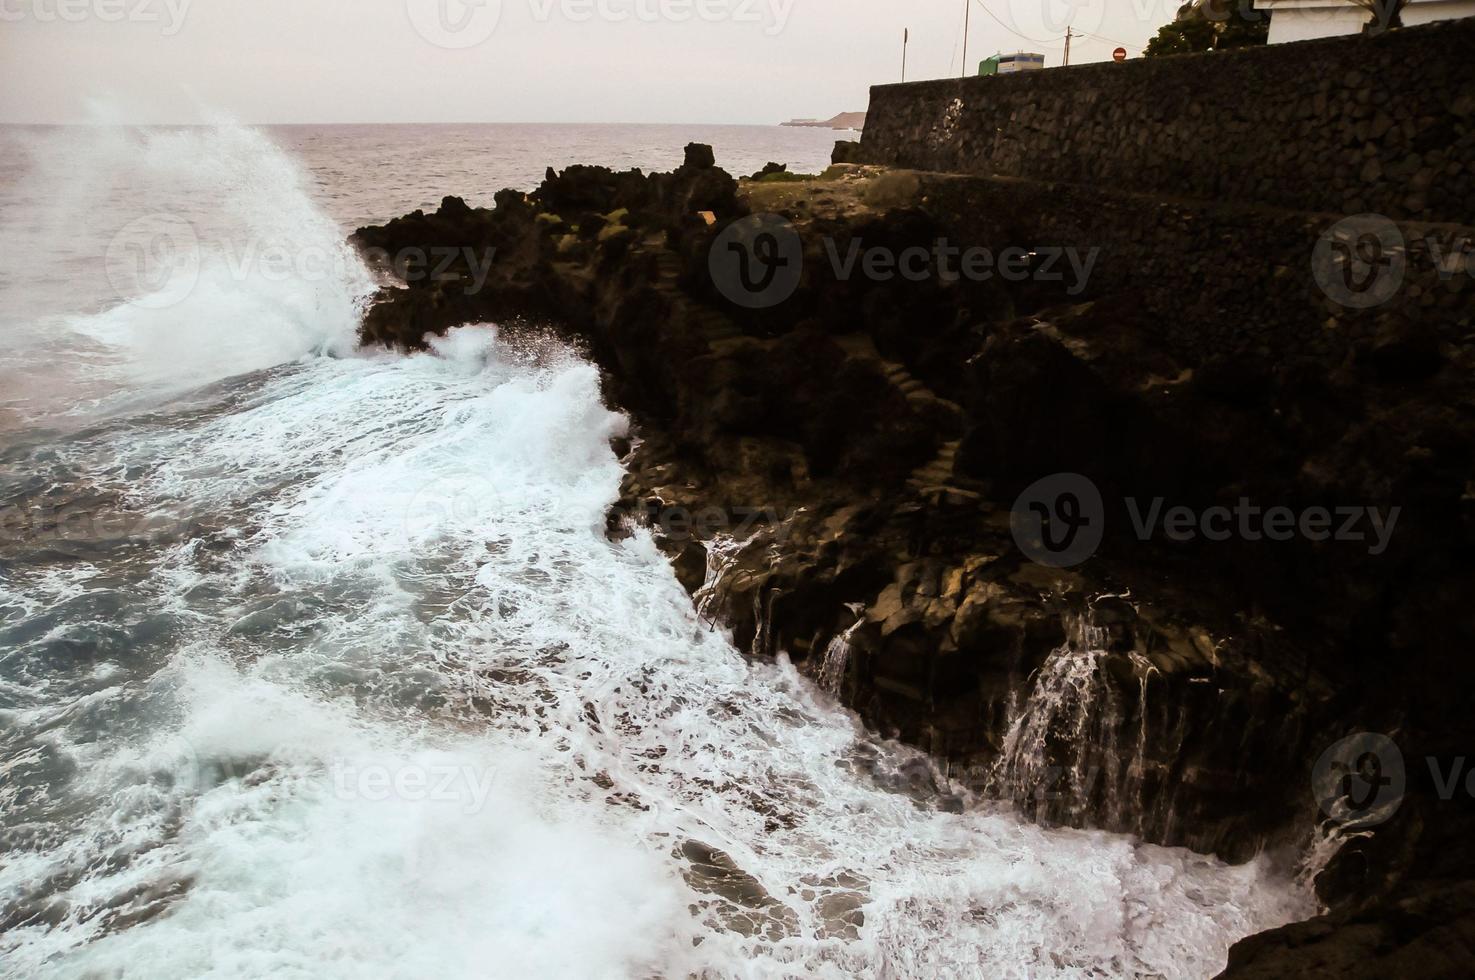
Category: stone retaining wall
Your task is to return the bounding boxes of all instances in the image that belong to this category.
[857,20,1475,225]
[899,171,1473,367]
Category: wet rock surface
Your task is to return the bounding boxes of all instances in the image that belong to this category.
[352,147,1475,975]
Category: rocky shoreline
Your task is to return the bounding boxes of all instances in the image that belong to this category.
[352,146,1475,977]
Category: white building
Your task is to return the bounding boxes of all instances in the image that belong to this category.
[1258,0,1475,44]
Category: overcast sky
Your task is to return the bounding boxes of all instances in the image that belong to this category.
[1,0,1178,124]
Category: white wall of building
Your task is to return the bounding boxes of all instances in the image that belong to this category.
[1259,0,1475,44]
[1401,0,1475,24]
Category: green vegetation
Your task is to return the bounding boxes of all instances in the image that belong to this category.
[1144,0,1268,57]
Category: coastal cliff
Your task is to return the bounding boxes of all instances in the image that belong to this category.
[349,144,1474,975]
[782,112,866,130]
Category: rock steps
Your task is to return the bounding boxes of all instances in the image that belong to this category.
[652,251,682,284]
[878,358,961,410]
[641,245,745,347]
[905,439,961,493]
[643,262,972,458]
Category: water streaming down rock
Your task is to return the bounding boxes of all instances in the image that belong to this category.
[752,583,781,660]
[693,534,742,629]
[814,621,860,698]
[988,613,1171,834]
[690,531,790,660]
[1296,823,1363,897]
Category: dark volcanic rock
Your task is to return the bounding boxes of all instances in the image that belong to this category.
[681,141,715,171]
[832,140,861,165]
[350,153,1475,976]
[748,162,788,181]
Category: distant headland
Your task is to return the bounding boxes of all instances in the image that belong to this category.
[780,111,865,130]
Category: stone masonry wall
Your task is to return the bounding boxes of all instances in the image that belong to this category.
[898,171,1474,367]
[858,20,1475,225]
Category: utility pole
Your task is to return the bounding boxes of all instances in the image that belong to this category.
[962,0,970,77]
[1063,25,1072,67]
[903,28,909,82]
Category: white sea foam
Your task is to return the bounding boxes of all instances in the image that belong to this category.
[1,326,1312,978]
[0,119,373,430]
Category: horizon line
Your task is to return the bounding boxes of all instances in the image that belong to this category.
[0,119,860,128]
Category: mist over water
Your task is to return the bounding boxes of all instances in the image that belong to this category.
[0,122,1312,977]
[0,122,374,431]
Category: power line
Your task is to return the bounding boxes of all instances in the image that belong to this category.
[969,0,1065,46]
[948,2,964,77]
[1069,24,1147,51]
[966,0,1146,54]
[957,0,1141,71]
[1078,30,1145,50]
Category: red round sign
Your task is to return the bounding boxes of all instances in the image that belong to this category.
[1113,47,1127,62]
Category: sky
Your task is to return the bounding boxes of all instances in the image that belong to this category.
[0,0,1182,124]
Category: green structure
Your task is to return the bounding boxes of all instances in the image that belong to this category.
[979,53,1045,76]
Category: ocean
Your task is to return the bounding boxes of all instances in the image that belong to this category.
[0,121,1310,978]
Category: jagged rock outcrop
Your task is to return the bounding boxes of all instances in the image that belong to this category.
[351,146,1475,975]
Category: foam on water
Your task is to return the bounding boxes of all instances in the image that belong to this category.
[1,326,1312,979]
